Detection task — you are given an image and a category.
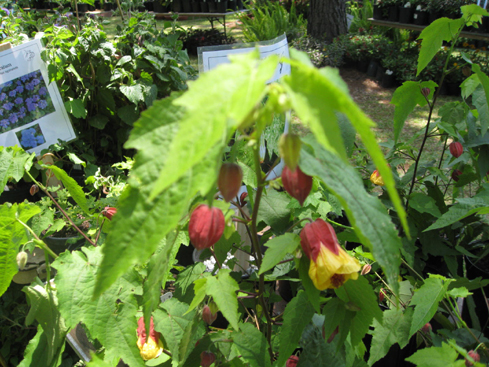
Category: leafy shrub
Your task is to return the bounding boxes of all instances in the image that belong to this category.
[180,28,235,56]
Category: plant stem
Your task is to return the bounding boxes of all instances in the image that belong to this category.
[435,135,449,186]
[16,218,58,260]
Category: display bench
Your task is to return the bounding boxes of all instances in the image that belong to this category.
[369,18,489,41]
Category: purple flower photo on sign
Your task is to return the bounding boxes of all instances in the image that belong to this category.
[0,69,55,133]
[15,123,46,149]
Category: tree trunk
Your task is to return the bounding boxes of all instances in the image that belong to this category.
[307,0,347,42]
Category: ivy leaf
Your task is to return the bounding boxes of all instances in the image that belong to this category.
[276,291,315,367]
[409,275,453,337]
[206,269,240,331]
[0,203,40,297]
[233,323,272,367]
[368,308,413,366]
[42,165,90,215]
[391,81,437,142]
[300,138,402,295]
[150,52,278,199]
[417,17,464,76]
[259,233,300,275]
[153,298,197,364]
[52,247,145,367]
[64,98,87,119]
[335,276,382,347]
[405,342,466,367]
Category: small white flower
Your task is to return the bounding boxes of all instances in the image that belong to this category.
[416,5,422,10]
[404,2,411,7]
[386,69,393,75]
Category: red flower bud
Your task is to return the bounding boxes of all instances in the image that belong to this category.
[421,322,432,333]
[466,350,480,367]
[286,355,299,367]
[421,87,430,97]
[189,204,225,250]
[202,304,218,325]
[449,141,463,158]
[200,351,216,367]
[218,163,243,202]
[452,169,462,182]
[379,288,386,302]
[102,207,117,220]
[239,192,248,207]
[282,166,312,206]
[361,264,372,275]
[29,184,39,196]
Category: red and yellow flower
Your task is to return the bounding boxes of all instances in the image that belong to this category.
[137,316,163,360]
[300,219,361,290]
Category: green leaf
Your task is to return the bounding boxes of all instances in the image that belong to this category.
[88,115,109,130]
[417,18,464,75]
[42,165,90,215]
[409,193,442,218]
[322,298,347,344]
[0,203,40,297]
[177,304,206,367]
[391,81,437,142]
[285,51,408,238]
[276,290,315,367]
[0,146,33,188]
[447,287,471,298]
[461,4,489,25]
[23,279,68,365]
[64,98,87,119]
[298,255,320,312]
[154,298,197,364]
[472,63,489,136]
[424,201,489,232]
[52,247,145,367]
[233,322,272,367]
[118,105,140,126]
[368,308,413,366]
[188,277,208,313]
[206,269,240,331]
[405,342,466,367]
[120,84,144,105]
[18,324,66,367]
[174,262,206,304]
[300,138,402,295]
[257,189,293,234]
[150,52,278,199]
[409,275,453,336]
[335,276,383,347]
[259,233,300,275]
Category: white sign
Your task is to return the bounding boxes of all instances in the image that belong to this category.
[0,39,75,155]
[198,33,291,83]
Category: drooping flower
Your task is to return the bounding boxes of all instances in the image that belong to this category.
[370,169,385,186]
[300,219,361,290]
[137,316,163,361]
[102,207,117,220]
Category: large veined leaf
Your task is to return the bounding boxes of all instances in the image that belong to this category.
[300,137,402,294]
[0,203,41,297]
[368,308,413,366]
[406,342,466,367]
[417,17,464,76]
[0,146,34,189]
[409,275,452,337]
[23,279,68,366]
[284,51,408,237]
[206,269,240,331]
[259,233,300,275]
[233,323,272,367]
[18,325,66,367]
[276,291,315,367]
[257,189,293,234]
[150,52,279,199]
[53,247,145,367]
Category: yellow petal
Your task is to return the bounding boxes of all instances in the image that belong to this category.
[137,337,164,360]
[370,170,385,186]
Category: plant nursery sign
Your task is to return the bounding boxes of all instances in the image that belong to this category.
[198,33,291,83]
[0,39,75,154]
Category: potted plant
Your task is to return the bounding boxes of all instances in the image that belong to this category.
[399,0,414,23]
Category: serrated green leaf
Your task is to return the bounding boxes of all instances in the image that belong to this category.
[300,138,402,295]
[120,84,144,105]
[447,287,471,298]
[285,51,408,238]
[257,189,292,234]
[42,165,89,215]
[335,276,382,347]
[188,277,208,313]
[154,298,196,363]
[64,98,87,119]
[259,233,300,275]
[409,193,442,218]
[52,247,145,367]
[417,18,464,76]
[177,304,206,367]
[409,275,453,337]
[368,308,413,366]
[18,324,65,367]
[276,290,315,367]
[0,203,40,297]
[234,322,272,367]
[461,4,489,25]
[150,52,278,199]
[297,322,345,367]
[405,342,466,367]
[174,262,206,304]
[424,200,489,232]
[472,63,489,136]
[206,269,240,331]
[391,81,437,142]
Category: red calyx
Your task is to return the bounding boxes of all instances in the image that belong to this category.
[466,350,480,367]
[300,218,339,262]
[286,355,299,367]
[379,288,386,303]
[218,163,243,202]
[102,207,117,220]
[200,351,216,367]
[421,87,430,97]
[137,316,159,345]
[449,141,463,158]
[282,166,312,206]
[189,204,225,250]
[421,322,432,333]
[202,305,217,325]
[452,169,462,182]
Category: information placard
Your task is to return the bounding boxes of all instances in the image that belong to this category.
[0,39,75,154]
